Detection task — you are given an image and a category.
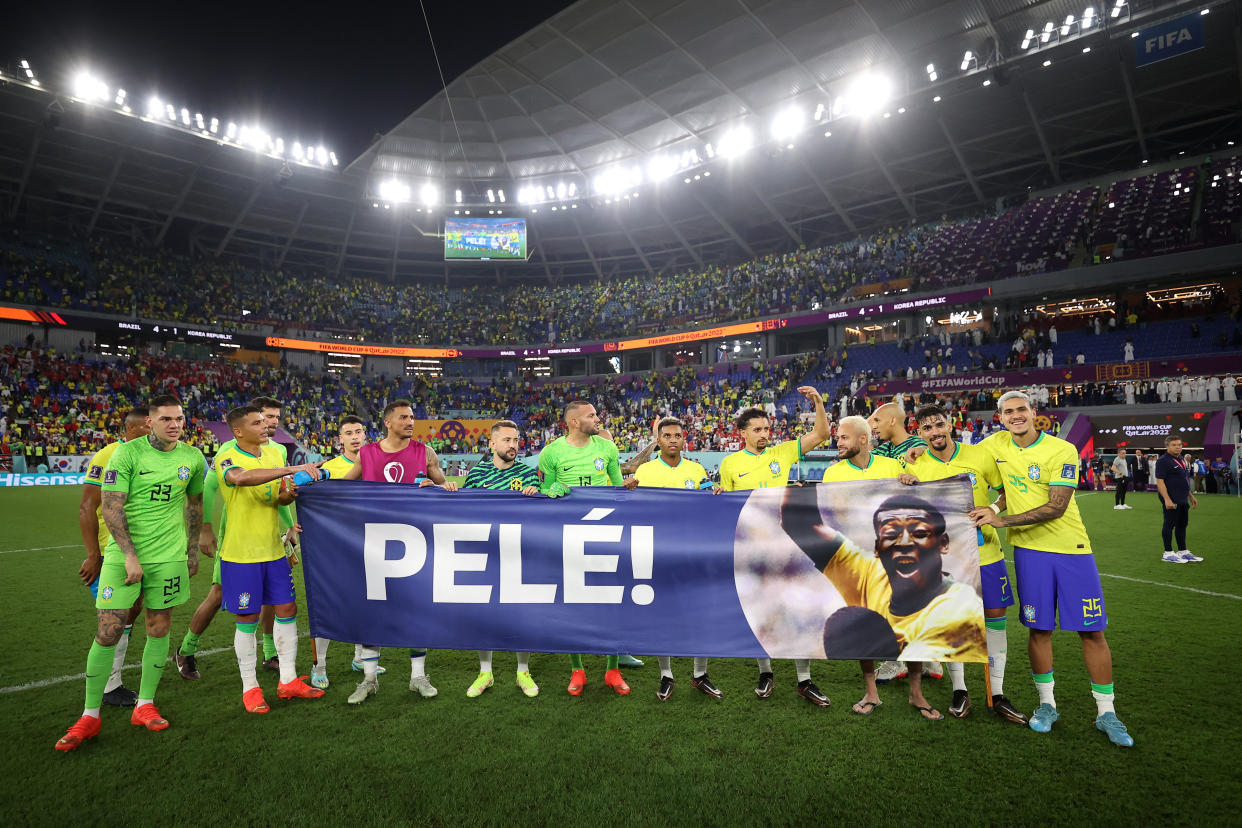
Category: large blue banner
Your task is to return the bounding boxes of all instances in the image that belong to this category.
[298,476,985,661]
[1134,10,1204,68]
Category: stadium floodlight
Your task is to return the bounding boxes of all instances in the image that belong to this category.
[497,189,505,202]
[545,185,555,199]
[568,182,578,197]
[72,72,109,103]
[487,189,495,203]
[770,106,804,142]
[455,189,463,203]
[813,102,825,121]
[960,50,975,71]
[195,113,205,129]
[420,182,438,206]
[180,108,191,126]
[165,104,176,121]
[1041,21,1054,42]
[275,137,284,154]
[114,89,126,106]
[1022,29,1034,49]
[292,141,303,159]
[926,63,937,82]
[843,73,892,117]
[316,146,327,164]
[705,143,715,158]
[556,181,567,199]
[716,126,754,159]
[647,154,676,181]
[226,122,237,139]
[329,152,338,167]
[379,179,411,203]
[209,117,219,134]
[146,96,162,118]
[1061,15,1075,36]
[1082,7,1095,27]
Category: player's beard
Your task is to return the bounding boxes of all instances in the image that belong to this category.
[501,448,517,461]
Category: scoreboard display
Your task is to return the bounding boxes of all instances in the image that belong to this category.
[444,217,527,260]
[1091,412,1209,449]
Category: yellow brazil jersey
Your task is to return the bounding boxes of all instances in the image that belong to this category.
[84,440,123,552]
[634,456,707,490]
[322,453,356,479]
[821,453,905,483]
[980,430,1091,555]
[820,537,986,661]
[719,440,801,491]
[908,441,1004,565]
[215,443,286,564]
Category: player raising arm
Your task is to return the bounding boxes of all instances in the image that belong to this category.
[717,386,831,707]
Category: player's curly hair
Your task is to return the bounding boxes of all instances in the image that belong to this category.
[736,408,768,431]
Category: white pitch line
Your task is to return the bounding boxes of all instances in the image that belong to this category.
[0,544,77,555]
[0,633,310,694]
[1098,572,1242,600]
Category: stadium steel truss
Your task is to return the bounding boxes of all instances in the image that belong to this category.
[0,0,1238,286]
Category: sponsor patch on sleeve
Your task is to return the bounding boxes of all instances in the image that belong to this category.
[87,465,103,479]
[1061,463,1076,479]
[103,470,117,484]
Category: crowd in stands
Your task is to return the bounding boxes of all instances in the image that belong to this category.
[2,154,1239,350]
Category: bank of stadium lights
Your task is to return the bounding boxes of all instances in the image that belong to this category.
[960,51,977,72]
[926,63,937,82]
[715,126,754,159]
[842,73,892,117]
[770,106,805,147]
[1023,6,1108,51]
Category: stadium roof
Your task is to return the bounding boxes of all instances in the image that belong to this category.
[1,0,1238,285]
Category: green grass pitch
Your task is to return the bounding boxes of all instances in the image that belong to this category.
[0,487,1238,825]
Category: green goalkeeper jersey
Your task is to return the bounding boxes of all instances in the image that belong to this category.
[101,437,206,565]
[538,435,622,495]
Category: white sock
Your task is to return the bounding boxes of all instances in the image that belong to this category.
[359,646,380,681]
[354,643,363,663]
[105,626,131,693]
[274,618,299,684]
[1092,688,1116,716]
[1034,675,1056,707]
[136,698,153,708]
[478,650,493,673]
[757,658,772,674]
[83,707,101,719]
[235,627,259,692]
[987,625,1008,696]
[658,656,673,679]
[692,657,708,678]
[410,651,426,679]
[794,659,811,683]
[948,661,967,692]
[516,652,530,673]
[314,637,330,669]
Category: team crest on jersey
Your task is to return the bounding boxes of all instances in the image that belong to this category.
[509,478,524,491]
[769,461,781,475]
[177,465,191,481]
[683,479,695,489]
[103,470,117,484]
[101,586,113,600]
[88,465,102,480]
[1022,604,1036,622]
[238,592,252,610]
[594,458,605,471]
[1061,464,1076,479]
[967,471,977,487]
[219,458,234,469]
[1027,464,1041,481]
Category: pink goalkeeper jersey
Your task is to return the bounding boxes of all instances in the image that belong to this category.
[358,440,429,484]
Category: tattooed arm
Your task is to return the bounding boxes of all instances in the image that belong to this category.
[975,485,1071,529]
[184,493,203,577]
[101,491,142,585]
[619,440,657,476]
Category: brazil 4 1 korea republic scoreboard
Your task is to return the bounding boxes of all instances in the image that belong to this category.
[444,217,528,261]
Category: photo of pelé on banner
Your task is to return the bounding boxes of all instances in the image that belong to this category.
[734,476,986,663]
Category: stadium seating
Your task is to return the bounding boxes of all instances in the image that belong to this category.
[3,156,1236,349]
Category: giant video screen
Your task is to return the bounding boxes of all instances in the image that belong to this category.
[1091,412,1210,449]
[444,217,527,260]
